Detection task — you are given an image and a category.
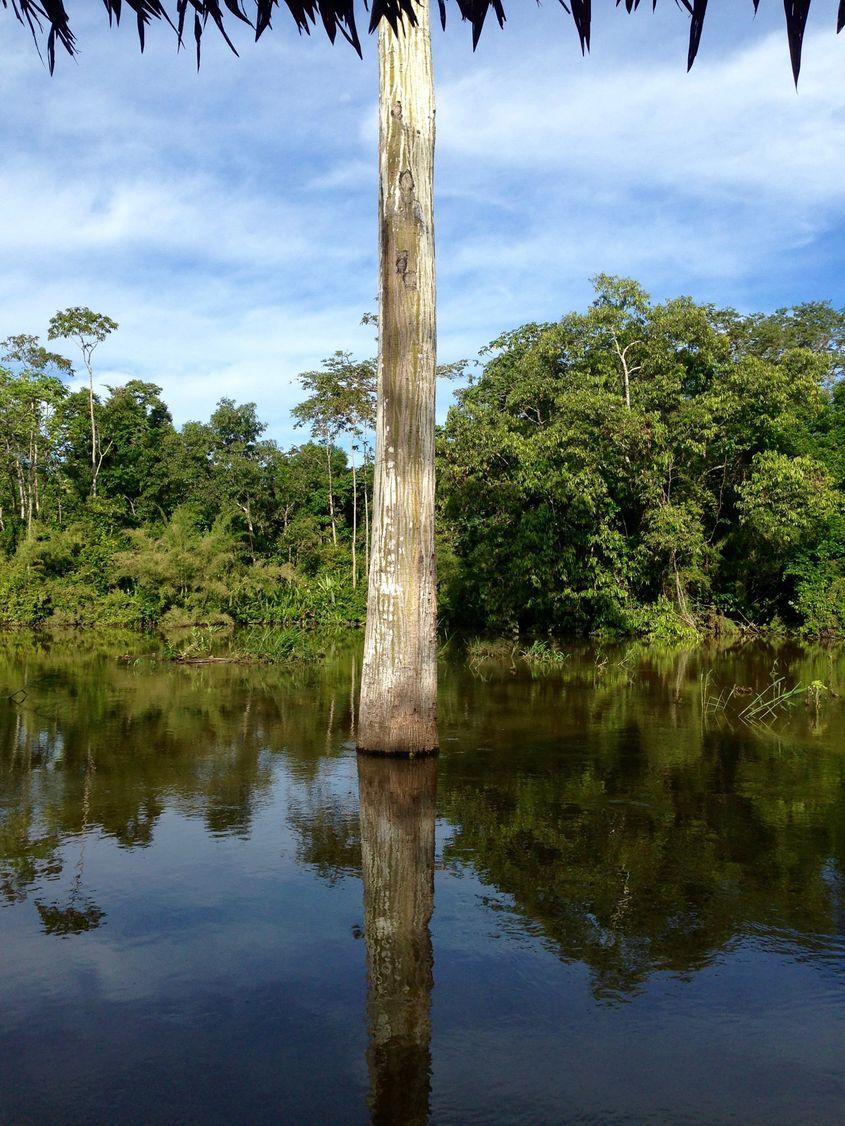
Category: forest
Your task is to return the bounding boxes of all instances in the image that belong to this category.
[2,277,845,641]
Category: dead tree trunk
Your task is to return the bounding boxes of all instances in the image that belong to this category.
[358,0,438,755]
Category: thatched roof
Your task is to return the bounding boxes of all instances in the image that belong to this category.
[2,1,842,81]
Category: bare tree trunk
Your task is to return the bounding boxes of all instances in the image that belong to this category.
[351,446,358,588]
[326,441,337,546]
[358,755,436,1124]
[33,431,40,516]
[15,460,26,522]
[26,428,35,533]
[238,500,257,562]
[358,1,438,755]
[92,438,112,498]
[86,363,99,496]
[612,334,640,412]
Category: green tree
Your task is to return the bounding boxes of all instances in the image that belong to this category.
[47,307,118,497]
[97,381,175,522]
[114,506,238,618]
[206,398,269,560]
[439,279,845,638]
[0,335,71,539]
[293,351,376,585]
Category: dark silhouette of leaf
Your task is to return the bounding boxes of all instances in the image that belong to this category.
[1,1,839,81]
[784,0,812,82]
[686,0,707,71]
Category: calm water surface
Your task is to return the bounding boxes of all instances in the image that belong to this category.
[1,637,843,1125]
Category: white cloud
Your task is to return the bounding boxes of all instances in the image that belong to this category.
[1,9,843,443]
[438,33,845,205]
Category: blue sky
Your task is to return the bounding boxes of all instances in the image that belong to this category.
[1,2,844,445]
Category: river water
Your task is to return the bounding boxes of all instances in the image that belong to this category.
[1,637,843,1124]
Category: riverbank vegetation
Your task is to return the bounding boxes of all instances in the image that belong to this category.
[2,279,844,640]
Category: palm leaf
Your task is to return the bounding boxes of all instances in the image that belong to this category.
[1,1,840,82]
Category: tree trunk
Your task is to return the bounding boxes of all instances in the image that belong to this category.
[15,459,26,522]
[351,447,358,588]
[358,0,438,755]
[358,755,436,1124]
[32,429,40,516]
[26,427,35,533]
[87,365,98,497]
[326,441,337,546]
[239,500,256,562]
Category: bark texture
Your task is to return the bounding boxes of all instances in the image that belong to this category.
[358,755,437,1125]
[358,0,438,755]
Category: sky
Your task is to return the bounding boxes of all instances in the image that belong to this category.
[1,2,844,445]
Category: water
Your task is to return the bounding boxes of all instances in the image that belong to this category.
[1,636,843,1125]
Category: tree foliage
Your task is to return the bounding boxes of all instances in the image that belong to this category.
[0,313,373,628]
[2,285,845,637]
[438,279,845,639]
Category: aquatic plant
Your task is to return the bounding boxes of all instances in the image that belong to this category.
[519,640,569,669]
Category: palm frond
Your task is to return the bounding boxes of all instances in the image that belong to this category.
[1,1,841,82]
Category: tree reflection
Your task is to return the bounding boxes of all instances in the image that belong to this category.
[439,718,845,1000]
[0,638,358,910]
[33,748,105,936]
[358,755,437,1126]
[1,635,843,1001]
[35,897,105,936]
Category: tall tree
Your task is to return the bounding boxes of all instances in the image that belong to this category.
[359,5,438,752]
[47,308,118,498]
[97,380,176,522]
[206,397,269,558]
[293,351,376,586]
[0,336,71,536]
[5,0,838,752]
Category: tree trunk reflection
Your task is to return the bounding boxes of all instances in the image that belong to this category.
[358,755,437,1125]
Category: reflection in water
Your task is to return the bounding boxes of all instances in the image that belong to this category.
[358,755,437,1126]
[0,637,844,1123]
[34,749,105,936]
